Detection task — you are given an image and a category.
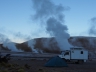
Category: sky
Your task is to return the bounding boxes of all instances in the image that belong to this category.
[0,0,96,43]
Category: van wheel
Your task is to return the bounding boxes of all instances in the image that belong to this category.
[78,60,84,64]
[75,61,79,64]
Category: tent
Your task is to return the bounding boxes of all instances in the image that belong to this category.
[44,56,68,67]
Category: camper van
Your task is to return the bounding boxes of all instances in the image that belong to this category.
[58,47,88,63]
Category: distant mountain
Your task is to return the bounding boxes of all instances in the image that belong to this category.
[0,36,96,55]
[69,36,96,52]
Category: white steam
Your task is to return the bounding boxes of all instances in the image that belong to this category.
[0,33,10,44]
[41,38,51,48]
[28,40,38,53]
[89,17,96,35]
[0,33,22,52]
[32,0,71,50]
[46,17,70,50]
[3,42,21,52]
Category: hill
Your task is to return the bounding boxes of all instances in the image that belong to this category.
[0,36,96,55]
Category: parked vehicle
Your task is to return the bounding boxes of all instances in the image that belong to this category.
[58,47,88,63]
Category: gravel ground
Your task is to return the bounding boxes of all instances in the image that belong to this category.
[2,58,95,72]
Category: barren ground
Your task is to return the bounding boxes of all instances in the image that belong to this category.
[0,58,95,72]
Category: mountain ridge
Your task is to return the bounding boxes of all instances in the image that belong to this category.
[0,36,96,55]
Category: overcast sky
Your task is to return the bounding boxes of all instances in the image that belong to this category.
[0,0,96,43]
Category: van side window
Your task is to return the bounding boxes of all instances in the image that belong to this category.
[64,52,69,56]
[81,51,83,54]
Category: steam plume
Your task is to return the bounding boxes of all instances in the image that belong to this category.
[46,17,70,50]
[32,0,71,50]
[0,33,10,44]
[89,17,96,35]
[12,32,31,43]
[28,40,38,53]
[0,33,21,52]
[3,42,21,52]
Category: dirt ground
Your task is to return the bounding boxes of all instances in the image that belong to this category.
[0,58,95,72]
